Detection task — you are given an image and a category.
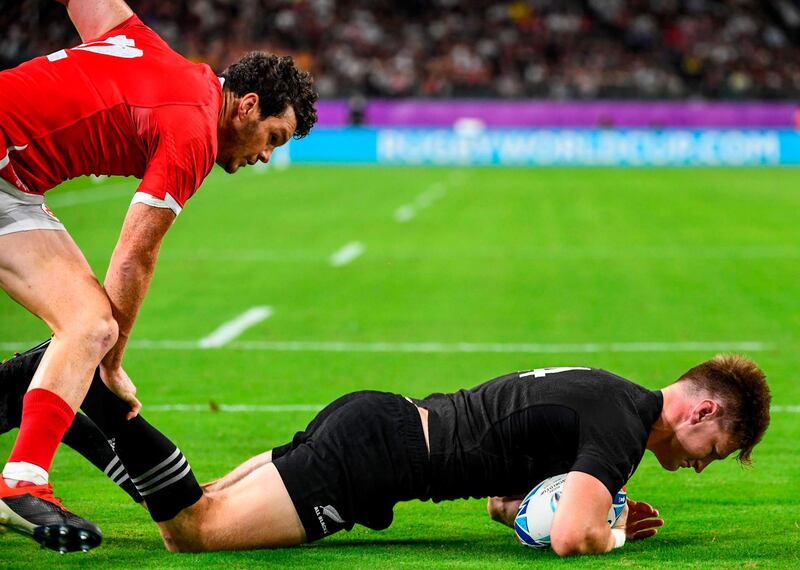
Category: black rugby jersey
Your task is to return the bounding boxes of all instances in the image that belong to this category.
[413,367,663,502]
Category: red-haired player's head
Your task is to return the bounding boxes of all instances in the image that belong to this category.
[648,355,771,473]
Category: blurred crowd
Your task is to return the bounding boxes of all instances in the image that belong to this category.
[3,0,800,99]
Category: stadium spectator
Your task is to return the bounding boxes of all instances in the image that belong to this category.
[3,0,799,100]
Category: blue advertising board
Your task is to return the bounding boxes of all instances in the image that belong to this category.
[280,128,800,166]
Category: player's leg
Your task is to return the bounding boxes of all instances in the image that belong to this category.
[0,341,141,503]
[202,451,273,493]
[157,395,384,552]
[62,415,143,503]
[0,229,117,475]
[0,221,116,551]
[158,462,305,552]
[79,373,203,522]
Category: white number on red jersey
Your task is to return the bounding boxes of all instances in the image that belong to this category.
[47,35,143,62]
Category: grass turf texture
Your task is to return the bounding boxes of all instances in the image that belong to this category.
[1,165,799,568]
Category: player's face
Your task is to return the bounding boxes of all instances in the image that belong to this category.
[655,407,736,473]
[218,98,297,174]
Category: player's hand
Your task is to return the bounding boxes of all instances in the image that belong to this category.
[625,498,663,540]
[487,496,524,528]
[99,365,141,419]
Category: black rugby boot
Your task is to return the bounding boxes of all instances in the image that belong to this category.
[0,479,102,553]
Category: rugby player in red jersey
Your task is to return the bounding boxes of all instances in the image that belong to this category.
[0,0,317,551]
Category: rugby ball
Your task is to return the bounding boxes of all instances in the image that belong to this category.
[513,474,626,548]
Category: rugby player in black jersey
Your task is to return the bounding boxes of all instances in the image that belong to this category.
[0,341,770,556]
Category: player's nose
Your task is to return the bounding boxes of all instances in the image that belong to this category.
[694,460,708,473]
[259,148,273,163]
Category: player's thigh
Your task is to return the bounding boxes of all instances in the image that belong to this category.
[160,463,305,552]
[0,229,112,333]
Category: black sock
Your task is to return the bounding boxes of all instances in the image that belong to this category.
[61,413,143,503]
[81,372,202,522]
[0,340,49,434]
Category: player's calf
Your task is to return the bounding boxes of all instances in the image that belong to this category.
[80,374,202,522]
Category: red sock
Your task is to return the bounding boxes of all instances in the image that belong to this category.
[8,388,75,473]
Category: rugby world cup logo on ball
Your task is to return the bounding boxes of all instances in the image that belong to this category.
[514,474,627,548]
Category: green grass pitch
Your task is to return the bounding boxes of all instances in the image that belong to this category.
[1,165,799,568]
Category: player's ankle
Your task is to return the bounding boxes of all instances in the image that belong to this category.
[3,461,49,487]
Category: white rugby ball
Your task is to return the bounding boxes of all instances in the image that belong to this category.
[513,473,627,548]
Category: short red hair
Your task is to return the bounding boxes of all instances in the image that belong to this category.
[676,355,771,464]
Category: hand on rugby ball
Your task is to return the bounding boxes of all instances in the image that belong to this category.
[487,496,524,528]
[625,499,664,540]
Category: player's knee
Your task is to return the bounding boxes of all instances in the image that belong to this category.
[69,311,119,359]
[160,522,203,553]
[158,500,211,553]
[162,531,202,553]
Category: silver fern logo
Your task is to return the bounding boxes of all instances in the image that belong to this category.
[322,505,344,523]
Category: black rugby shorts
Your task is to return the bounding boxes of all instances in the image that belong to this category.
[271,391,430,542]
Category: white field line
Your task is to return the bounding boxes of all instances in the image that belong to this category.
[394,205,416,223]
[197,306,273,348]
[148,404,324,412]
[394,183,448,223]
[196,340,773,353]
[82,245,800,264]
[0,339,771,354]
[146,403,799,413]
[330,241,365,267]
[415,183,447,208]
[47,181,135,208]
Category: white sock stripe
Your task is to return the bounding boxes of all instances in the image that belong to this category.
[103,456,120,475]
[131,447,181,484]
[115,473,130,487]
[135,456,187,492]
[139,463,193,497]
[108,464,127,482]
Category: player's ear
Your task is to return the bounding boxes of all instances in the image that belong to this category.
[691,399,720,423]
[238,93,260,120]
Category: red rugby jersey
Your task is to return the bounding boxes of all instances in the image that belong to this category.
[0,15,221,215]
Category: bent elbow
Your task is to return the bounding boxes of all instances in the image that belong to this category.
[550,527,608,557]
[551,535,582,557]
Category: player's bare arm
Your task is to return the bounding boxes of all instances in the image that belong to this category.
[57,0,134,43]
[549,471,619,556]
[101,203,175,417]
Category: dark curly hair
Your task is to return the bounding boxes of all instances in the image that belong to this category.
[676,354,771,465]
[221,52,318,139]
